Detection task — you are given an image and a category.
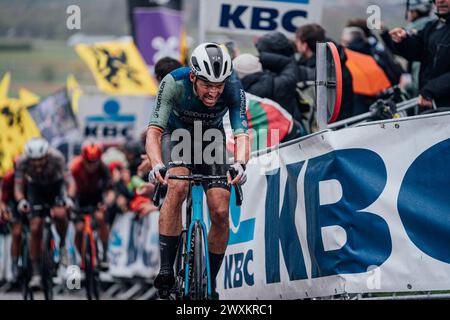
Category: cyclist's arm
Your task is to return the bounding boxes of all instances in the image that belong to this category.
[13,159,26,202]
[68,163,78,199]
[146,127,164,168]
[56,152,72,200]
[228,78,250,165]
[146,74,176,168]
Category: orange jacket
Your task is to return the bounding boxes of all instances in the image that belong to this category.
[344,48,391,96]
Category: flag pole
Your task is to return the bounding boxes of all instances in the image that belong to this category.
[198,0,206,44]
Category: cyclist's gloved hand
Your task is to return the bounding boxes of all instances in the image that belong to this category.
[228,162,247,185]
[148,163,167,185]
[17,199,30,214]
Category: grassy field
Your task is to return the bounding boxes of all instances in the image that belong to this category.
[0,38,95,98]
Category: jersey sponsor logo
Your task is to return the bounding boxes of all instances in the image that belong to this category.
[239,89,246,119]
[153,80,166,119]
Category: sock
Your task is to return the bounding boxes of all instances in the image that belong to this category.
[32,260,40,276]
[208,252,225,290]
[159,234,179,275]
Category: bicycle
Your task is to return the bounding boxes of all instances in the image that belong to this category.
[31,202,58,300]
[74,206,102,300]
[19,218,34,300]
[153,168,243,300]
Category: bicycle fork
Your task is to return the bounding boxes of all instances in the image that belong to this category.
[184,184,212,298]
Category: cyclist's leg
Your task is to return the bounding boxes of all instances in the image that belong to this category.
[74,220,84,256]
[205,186,230,298]
[52,205,69,267]
[154,131,190,292]
[50,180,69,265]
[29,216,43,281]
[94,204,110,267]
[202,130,231,298]
[9,201,22,280]
[52,206,68,245]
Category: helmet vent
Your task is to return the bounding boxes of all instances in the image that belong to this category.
[191,56,201,71]
[203,61,211,76]
[223,61,228,76]
[213,61,221,78]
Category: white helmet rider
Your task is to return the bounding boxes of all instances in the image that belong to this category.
[190,42,233,83]
[24,137,49,159]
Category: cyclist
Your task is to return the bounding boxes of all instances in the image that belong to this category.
[0,157,25,283]
[14,138,73,288]
[68,141,112,270]
[146,42,250,299]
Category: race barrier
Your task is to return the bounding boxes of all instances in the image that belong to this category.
[108,211,160,279]
[217,112,450,299]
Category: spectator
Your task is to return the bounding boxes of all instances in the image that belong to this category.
[295,23,355,121]
[252,31,303,123]
[154,57,183,83]
[381,0,436,99]
[340,26,393,115]
[122,140,144,176]
[389,0,450,109]
[224,40,240,60]
[346,18,405,86]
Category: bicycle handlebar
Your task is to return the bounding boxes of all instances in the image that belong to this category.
[152,168,244,207]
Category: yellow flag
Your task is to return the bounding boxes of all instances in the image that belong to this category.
[75,40,158,96]
[0,98,41,175]
[66,74,82,113]
[19,87,41,107]
[180,29,188,65]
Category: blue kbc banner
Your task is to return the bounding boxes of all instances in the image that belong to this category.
[217,113,450,299]
[204,0,324,36]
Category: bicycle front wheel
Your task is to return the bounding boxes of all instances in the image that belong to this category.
[41,226,54,300]
[190,222,205,300]
[21,232,34,300]
[84,232,100,300]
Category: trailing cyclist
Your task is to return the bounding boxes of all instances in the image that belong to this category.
[14,137,73,288]
[145,42,250,299]
[68,141,112,270]
[0,157,27,284]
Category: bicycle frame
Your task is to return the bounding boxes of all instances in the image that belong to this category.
[184,183,212,298]
[77,206,101,300]
[81,213,97,270]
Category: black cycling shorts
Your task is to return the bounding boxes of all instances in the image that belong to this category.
[162,127,232,191]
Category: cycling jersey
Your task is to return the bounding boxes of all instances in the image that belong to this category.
[70,155,111,206]
[1,170,15,203]
[14,148,70,195]
[148,67,248,135]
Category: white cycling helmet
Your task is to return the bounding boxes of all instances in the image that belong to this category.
[190,42,233,83]
[25,137,49,159]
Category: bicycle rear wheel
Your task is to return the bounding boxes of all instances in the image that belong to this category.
[84,232,100,300]
[41,226,54,300]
